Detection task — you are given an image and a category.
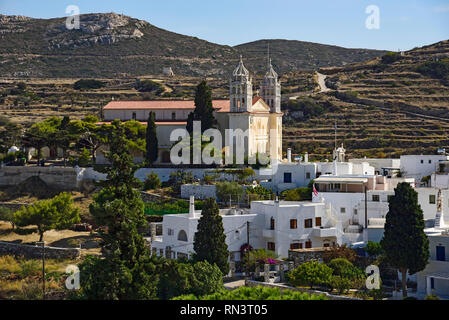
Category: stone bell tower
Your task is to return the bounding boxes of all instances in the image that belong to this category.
[230,56,253,113]
[260,58,281,113]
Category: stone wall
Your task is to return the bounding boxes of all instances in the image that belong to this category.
[0,241,80,259]
[288,247,333,265]
[0,166,78,190]
[180,184,217,200]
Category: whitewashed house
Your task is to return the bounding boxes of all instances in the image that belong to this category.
[417,230,449,299]
[400,155,449,183]
[248,200,342,258]
[150,196,256,261]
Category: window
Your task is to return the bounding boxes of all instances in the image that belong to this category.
[270,217,275,230]
[171,112,176,120]
[436,246,446,261]
[421,160,424,164]
[177,230,188,242]
[290,219,298,229]
[284,172,292,183]
[305,240,312,249]
[340,207,346,214]
[290,243,301,250]
[372,195,380,202]
[431,277,435,290]
[132,112,137,120]
[430,195,436,204]
[315,217,322,227]
[306,172,311,179]
[167,228,174,236]
[304,219,313,229]
[429,160,432,164]
[267,242,276,251]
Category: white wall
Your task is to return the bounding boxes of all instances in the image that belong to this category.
[400,155,449,182]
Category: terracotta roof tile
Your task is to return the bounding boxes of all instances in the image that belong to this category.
[104,100,231,113]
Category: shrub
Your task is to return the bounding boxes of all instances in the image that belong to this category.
[328,258,365,284]
[245,186,275,202]
[73,79,105,90]
[381,52,401,64]
[172,286,328,300]
[143,172,161,191]
[330,276,351,294]
[425,294,440,300]
[288,261,333,289]
[365,241,384,258]
[416,59,449,81]
[215,182,243,203]
[136,80,164,95]
[322,245,357,264]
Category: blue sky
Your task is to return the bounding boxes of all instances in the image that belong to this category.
[1,0,448,51]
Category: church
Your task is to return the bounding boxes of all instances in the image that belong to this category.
[100,57,283,165]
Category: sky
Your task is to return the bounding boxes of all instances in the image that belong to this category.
[0,0,448,51]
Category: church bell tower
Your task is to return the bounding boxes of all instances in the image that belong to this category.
[260,58,281,113]
[230,56,253,113]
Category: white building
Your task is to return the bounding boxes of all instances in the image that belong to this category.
[150,196,256,262]
[349,158,401,177]
[417,230,449,299]
[400,155,449,183]
[248,200,341,258]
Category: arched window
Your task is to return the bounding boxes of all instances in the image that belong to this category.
[235,230,241,240]
[270,217,275,230]
[178,230,188,242]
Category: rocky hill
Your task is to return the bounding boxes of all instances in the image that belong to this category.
[282,40,449,159]
[0,12,385,78]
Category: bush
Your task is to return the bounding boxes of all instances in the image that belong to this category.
[425,294,440,300]
[288,261,333,289]
[328,258,363,279]
[215,182,243,203]
[381,52,401,64]
[245,186,275,202]
[136,80,165,95]
[416,59,449,81]
[143,172,161,191]
[157,260,223,300]
[322,245,357,264]
[172,286,328,300]
[365,241,384,258]
[330,276,351,294]
[73,79,105,90]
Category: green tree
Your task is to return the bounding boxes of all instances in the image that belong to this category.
[193,198,229,275]
[143,172,161,190]
[145,112,158,165]
[287,261,333,289]
[0,207,15,230]
[380,182,429,298]
[0,116,21,154]
[156,259,223,300]
[14,192,80,241]
[22,118,60,164]
[216,182,244,205]
[79,121,157,300]
[365,241,384,258]
[188,81,215,133]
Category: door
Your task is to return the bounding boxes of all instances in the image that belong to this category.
[436,246,446,261]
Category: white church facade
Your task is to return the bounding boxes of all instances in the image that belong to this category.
[99,57,283,165]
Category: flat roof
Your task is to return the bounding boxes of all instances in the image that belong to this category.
[315,177,368,184]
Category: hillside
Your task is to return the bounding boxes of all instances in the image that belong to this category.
[0,13,385,78]
[282,40,449,159]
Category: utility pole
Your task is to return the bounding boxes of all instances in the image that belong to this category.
[36,241,46,300]
[246,221,250,279]
[364,184,368,229]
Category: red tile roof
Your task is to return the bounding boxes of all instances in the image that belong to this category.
[96,121,187,126]
[103,100,231,112]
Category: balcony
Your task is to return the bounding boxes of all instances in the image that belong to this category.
[312,227,337,238]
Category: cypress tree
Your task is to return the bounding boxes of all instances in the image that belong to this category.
[79,121,157,300]
[193,80,215,133]
[145,111,158,165]
[380,182,429,298]
[193,198,229,275]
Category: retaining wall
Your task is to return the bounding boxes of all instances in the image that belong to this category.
[0,241,81,259]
